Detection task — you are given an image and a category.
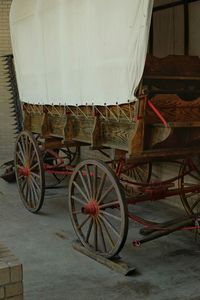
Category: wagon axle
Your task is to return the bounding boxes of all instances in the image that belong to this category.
[18,166,30,177]
[82,200,100,216]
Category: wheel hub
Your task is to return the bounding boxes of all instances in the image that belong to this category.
[18,166,30,177]
[82,200,99,216]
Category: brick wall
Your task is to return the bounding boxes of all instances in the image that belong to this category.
[0,0,15,165]
[0,243,23,300]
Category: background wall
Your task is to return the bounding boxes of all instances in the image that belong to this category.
[153,0,200,57]
[0,0,15,165]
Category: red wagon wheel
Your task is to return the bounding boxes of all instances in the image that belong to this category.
[69,159,128,258]
[15,130,45,213]
[118,162,152,196]
[178,157,200,215]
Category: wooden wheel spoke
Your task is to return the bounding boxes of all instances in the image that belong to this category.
[20,179,27,193]
[78,171,91,200]
[100,210,121,222]
[16,151,25,165]
[30,183,39,207]
[17,142,26,163]
[93,220,98,251]
[85,165,93,198]
[97,219,107,252]
[99,200,119,209]
[185,191,200,198]
[30,174,41,192]
[71,195,87,206]
[136,166,146,174]
[30,162,39,171]
[73,181,89,202]
[99,216,115,247]
[24,135,29,157]
[99,215,120,238]
[92,165,97,199]
[85,218,93,243]
[29,185,34,208]
[77,215,91,230]
[191,198,200,210]
[31,172,40,179]
[20,136,26,156]
[134,168,143,182]
[28,138,33,159]
[96,173,107,201]
[98,185,114,204]
[30,149,37,165]
[188,173,200,181]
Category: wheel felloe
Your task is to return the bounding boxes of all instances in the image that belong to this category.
[69,159,128,258]
[179,157,200,215]
[15,130,45,213]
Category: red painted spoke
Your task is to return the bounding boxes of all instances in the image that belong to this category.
[78,171,90,200]
[73,181,89,203]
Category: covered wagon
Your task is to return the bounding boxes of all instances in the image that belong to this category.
[5,0,200,258]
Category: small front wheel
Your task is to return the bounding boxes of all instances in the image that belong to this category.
[69,159,128,258]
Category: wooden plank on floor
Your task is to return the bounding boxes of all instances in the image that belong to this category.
[72,241,136,276]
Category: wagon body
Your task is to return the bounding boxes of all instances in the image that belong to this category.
[22,53,200,162]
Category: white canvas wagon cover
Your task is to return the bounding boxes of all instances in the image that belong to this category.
[10,0,153,106]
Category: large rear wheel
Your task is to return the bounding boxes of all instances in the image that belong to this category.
[178,157,200,215]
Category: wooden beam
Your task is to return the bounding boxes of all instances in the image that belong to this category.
[153,0,200,12]
[184,0,189,55]
[149,18,154,55]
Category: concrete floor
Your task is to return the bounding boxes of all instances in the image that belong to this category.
[0,175,200,300]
